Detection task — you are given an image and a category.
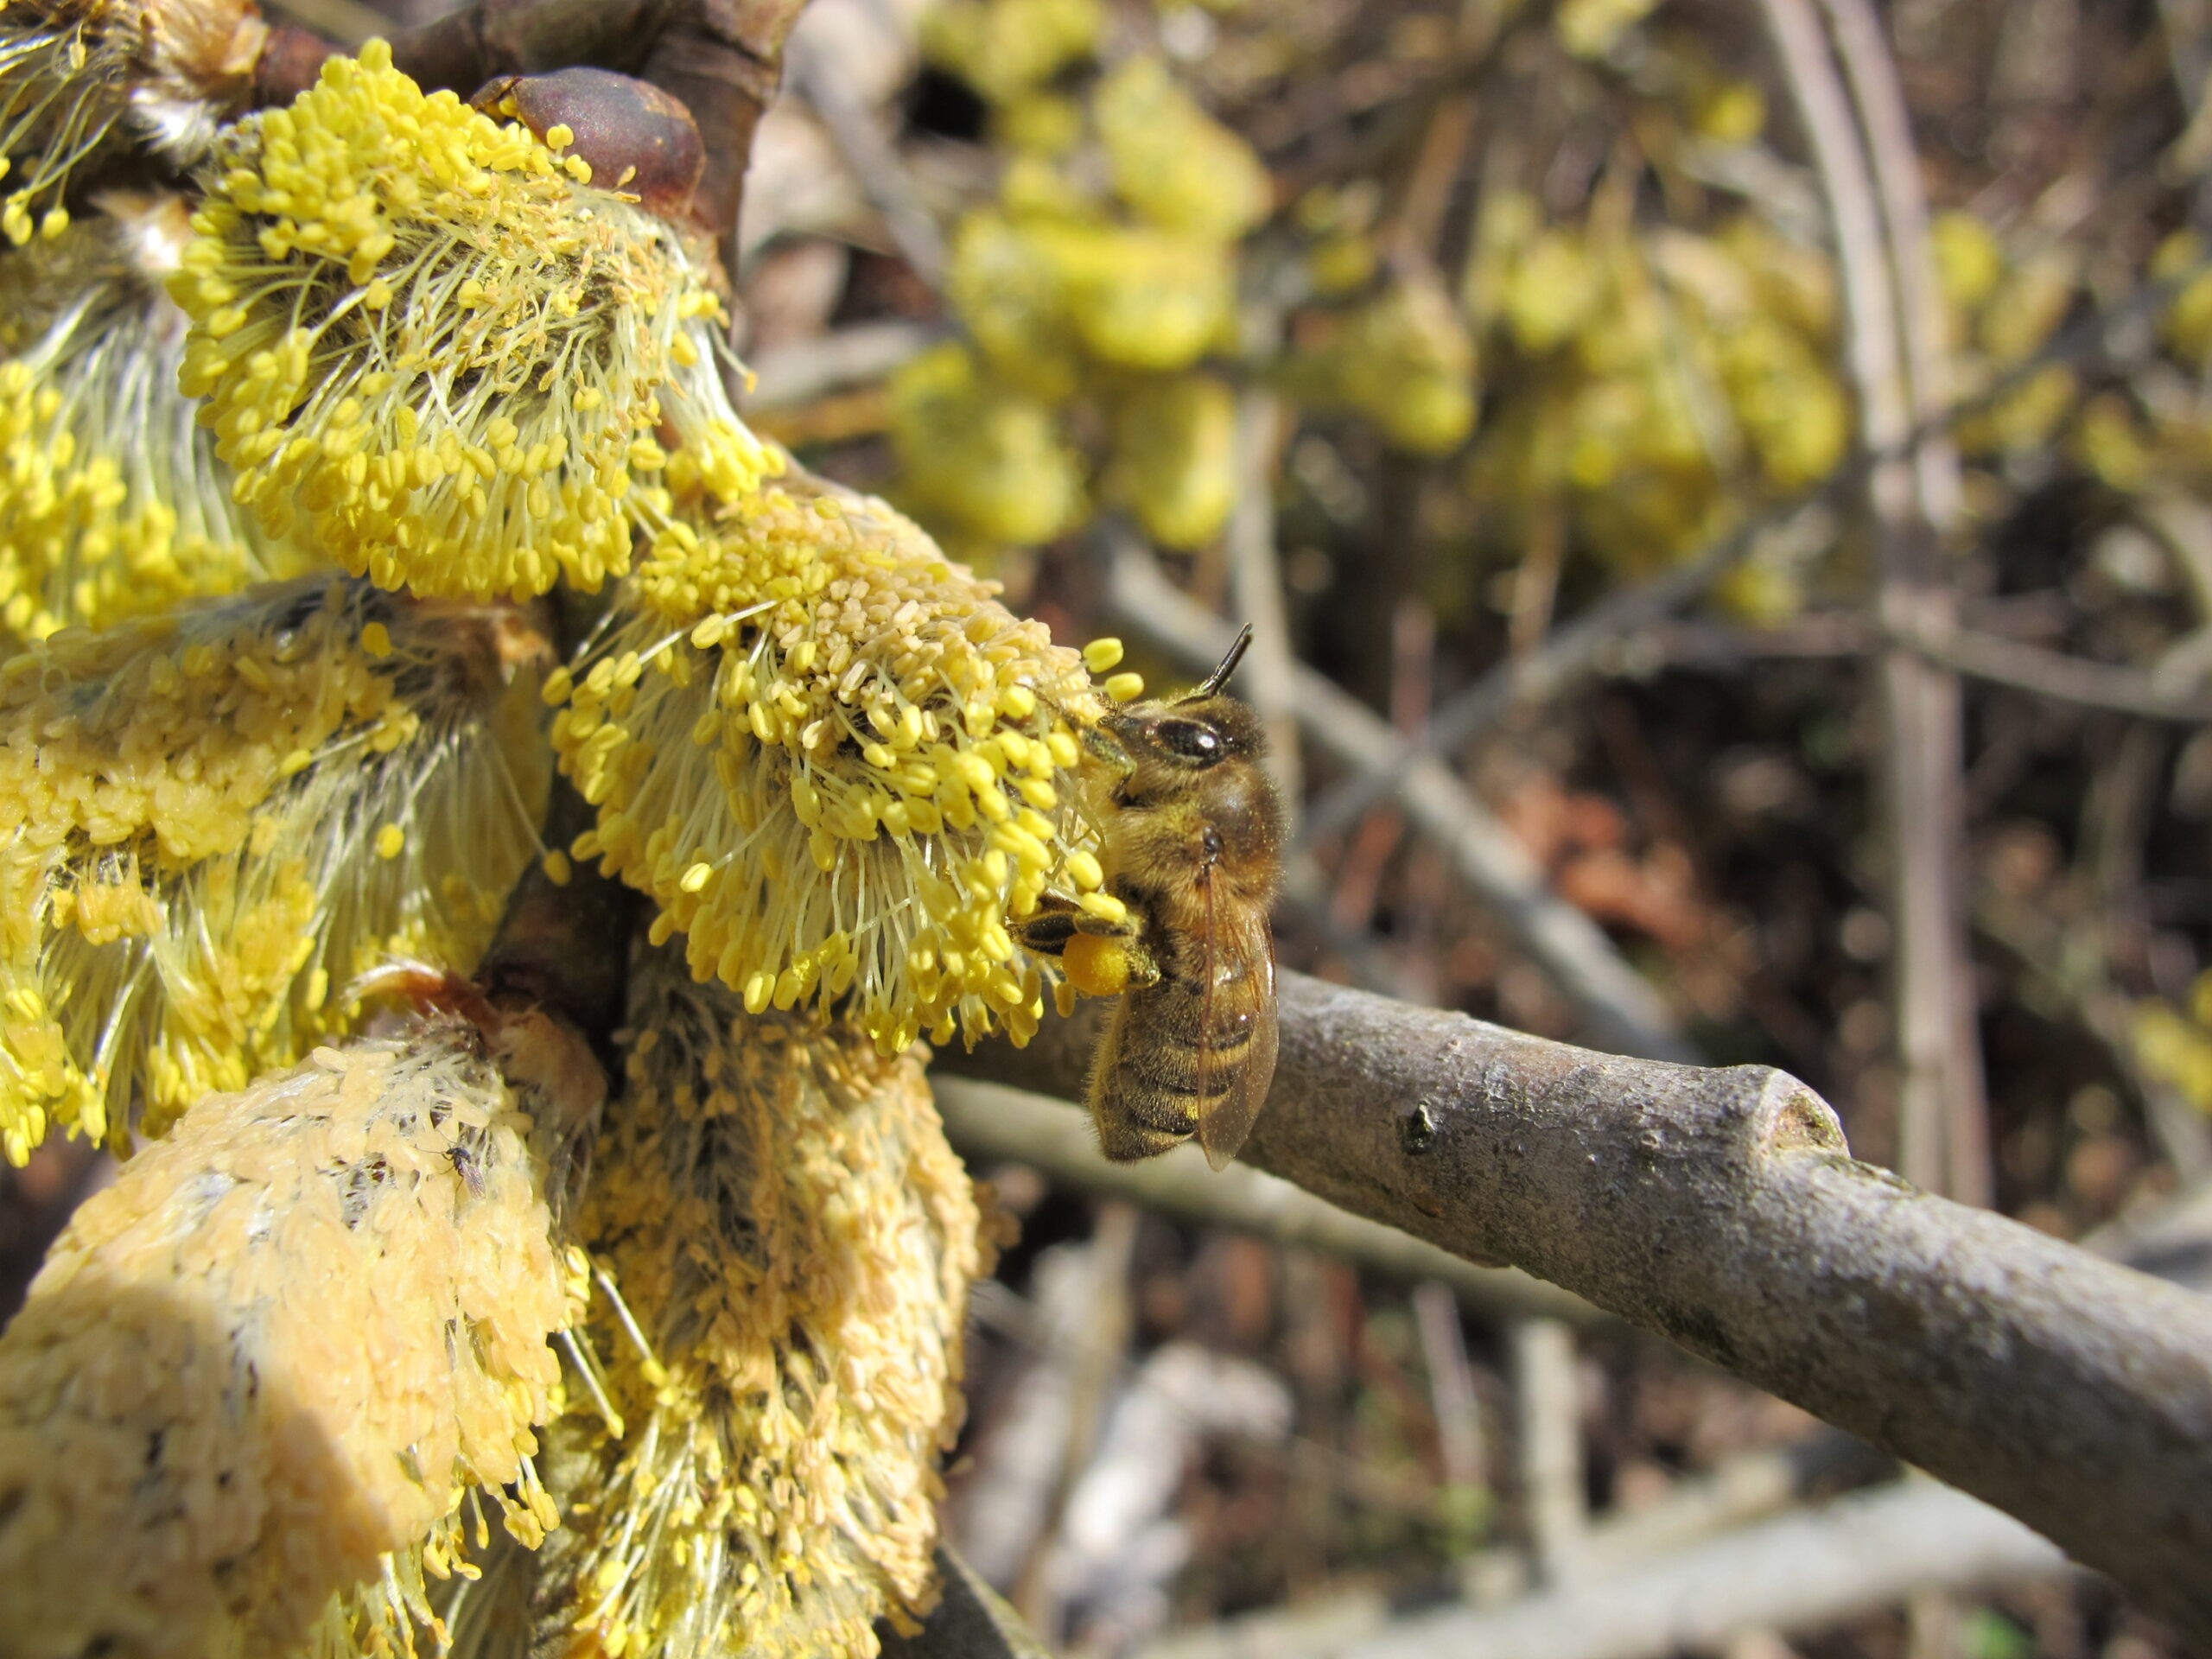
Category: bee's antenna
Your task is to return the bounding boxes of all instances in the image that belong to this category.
[1192,624,1255,699]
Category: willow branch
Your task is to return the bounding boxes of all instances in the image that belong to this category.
[1105,533,1696,1063]
[946,972,2212,1645]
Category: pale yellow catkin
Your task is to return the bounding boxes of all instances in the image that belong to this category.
[0,1026,571,1659]
[553,467,1114,1057]
[172,41,778,601]
[437,952,992,1659]
[0,575,550,1162]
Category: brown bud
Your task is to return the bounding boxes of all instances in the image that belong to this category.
[252,22,337,108]
[473,66,705,222]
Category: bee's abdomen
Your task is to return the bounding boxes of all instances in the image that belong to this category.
[1102,984,1255,1119]
[1112,1020,1241,1105]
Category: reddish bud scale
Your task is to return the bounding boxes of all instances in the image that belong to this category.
[475,67,704,222]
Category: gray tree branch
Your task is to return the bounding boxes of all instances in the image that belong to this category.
[942,972,2212,1645]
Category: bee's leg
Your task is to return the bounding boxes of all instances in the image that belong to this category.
[1080,717,1137,775]
[1063,926,1160,996]
[1011,892,1084,957]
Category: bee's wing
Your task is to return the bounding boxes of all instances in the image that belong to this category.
[1198,909,1279,1172]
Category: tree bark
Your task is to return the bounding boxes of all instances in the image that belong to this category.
[942,973,2212,1645]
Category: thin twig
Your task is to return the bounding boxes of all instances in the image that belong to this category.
[1279,859,1434,1001]
[1761,0,1986,1204]
[782,28,950,287]
[1135,1434,1891,1659]
[1341,1479,2069,1659]
[1820,0,1964,532]
[1510,1319,1586,1586]
[1412,1281,1486,1492]
[744,319,944,410]
[1014,1202,1140,1636]
[1295,508,1821,849]
[1294,263,2212,852]
[1896,621,2212,721]
[1824,0,1991,1215]
[1103,530,1696,1062]
[1613,609,2212,720]
[1224,397,1305,816]
[934,1076,1609,1326]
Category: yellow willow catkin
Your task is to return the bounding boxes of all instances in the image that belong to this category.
[0,0,265,245]
[0,196,316,652]
[436,951,990,1659]
[0,574,550,1162]
[554,467,1117,1056]
[170,40,779,601]
[0,1024,574,1659]
[0,4,133,247]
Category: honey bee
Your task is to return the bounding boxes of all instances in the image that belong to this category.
[1015,626,1286,1168]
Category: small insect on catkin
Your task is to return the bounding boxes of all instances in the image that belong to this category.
[0,1025,572,1659]
[469,950,993,1659]
[555,467,1114,1055]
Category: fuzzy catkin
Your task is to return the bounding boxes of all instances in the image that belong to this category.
[0,1026,571,1659]
[172,41,777,601]
[554,467,1114,1056]
[461,954,990,1659]
[0,199,314,653]
[0,575,550,1160]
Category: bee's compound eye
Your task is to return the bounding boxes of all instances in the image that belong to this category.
[1155,718,1225,764]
